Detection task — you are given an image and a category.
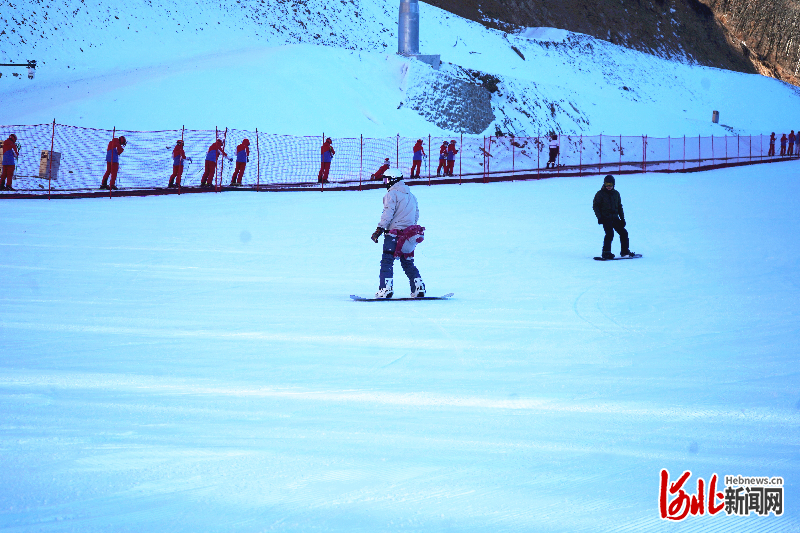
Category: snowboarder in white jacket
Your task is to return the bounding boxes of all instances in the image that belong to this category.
[370,169,426,298]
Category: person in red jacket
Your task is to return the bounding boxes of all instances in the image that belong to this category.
[200,139,228,188]
[318,137,335,183]
[789,130,796,156]
[371,157,391,181]
[445,140,458,176]
[100,136,127,190]
[436,141,448,177]
[1,133,20,190]
[768,132,776,156]
[168,140,192,188]
[410,139,426,178]
[230,138,250,186]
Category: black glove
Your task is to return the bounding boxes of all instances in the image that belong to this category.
[371,227,384,243]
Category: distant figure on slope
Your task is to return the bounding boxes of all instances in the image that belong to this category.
[593,175,634,260]
[230,138,250,186]
[100,135,127,190]
[200,138,228,188]
[546,133,560,169]
[445,140,458,176]
[768,132,776,156]
[410,139,426,178]
[168,140,191,188]
[370,168,426,299]
[780,134,787,156]
[318,137,335,183]
[1,133,20,191]
[789,130,796,157]
[371,157,391,182]
[436,141,448,177]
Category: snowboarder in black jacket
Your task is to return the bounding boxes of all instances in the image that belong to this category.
[593,175,634,259]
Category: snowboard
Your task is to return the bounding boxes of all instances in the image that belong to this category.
[350,293,454,302]
[593,254,642,261]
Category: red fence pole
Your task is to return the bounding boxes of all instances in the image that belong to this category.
[178,125,184,195]
[109,126,115,199]
[218,127,228,193]
[665,135,670,171]
[698,135,701,168]
[428,134,431,184]
[537,136,540,178]
[642,135,647,173]
[482,136,486,182]
[598,134,602,174]
[48,119,55,200]
[256,128,260,191]
[459,133,462,185]
[359,134,363,191]
[483,135,492,183]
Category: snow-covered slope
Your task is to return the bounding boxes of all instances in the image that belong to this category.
[1,164,798,531]
[3,0,799,137]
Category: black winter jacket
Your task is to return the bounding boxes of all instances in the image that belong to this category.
[593,187,625,221]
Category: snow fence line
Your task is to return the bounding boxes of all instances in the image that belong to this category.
[0,122,797,199]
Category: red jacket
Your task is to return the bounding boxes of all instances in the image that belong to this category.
[2,138,19,157]
[172,145,186,159]
[210,140,226,155]
[374,163,390,178]
[236,143,250,157]
[107,138,125,155]
[321,140,335,155]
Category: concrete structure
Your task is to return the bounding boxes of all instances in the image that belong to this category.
[398,0,440,70]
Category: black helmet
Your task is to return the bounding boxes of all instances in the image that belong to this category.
[603,174,615,185]
[119,135,127,146]
[384,168,404,188]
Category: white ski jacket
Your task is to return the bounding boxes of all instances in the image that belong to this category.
[379,181,419,231]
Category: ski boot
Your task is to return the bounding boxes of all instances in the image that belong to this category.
[375,278,393,299]
[601,251,615,260]
[411,277,426,298]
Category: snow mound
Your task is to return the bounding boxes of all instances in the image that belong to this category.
[516,27,572,43]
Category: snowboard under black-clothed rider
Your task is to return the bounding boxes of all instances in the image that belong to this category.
[370,169,426,299]
[593,175,634,259]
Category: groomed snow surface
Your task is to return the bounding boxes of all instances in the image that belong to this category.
[1,162,799,532]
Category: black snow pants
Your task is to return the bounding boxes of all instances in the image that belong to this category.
[602,216,629,253]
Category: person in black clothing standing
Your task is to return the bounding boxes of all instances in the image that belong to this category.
[593,175,634,259]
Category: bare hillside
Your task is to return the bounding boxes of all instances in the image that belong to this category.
[425,0,797,86]
[705,0,800,87]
